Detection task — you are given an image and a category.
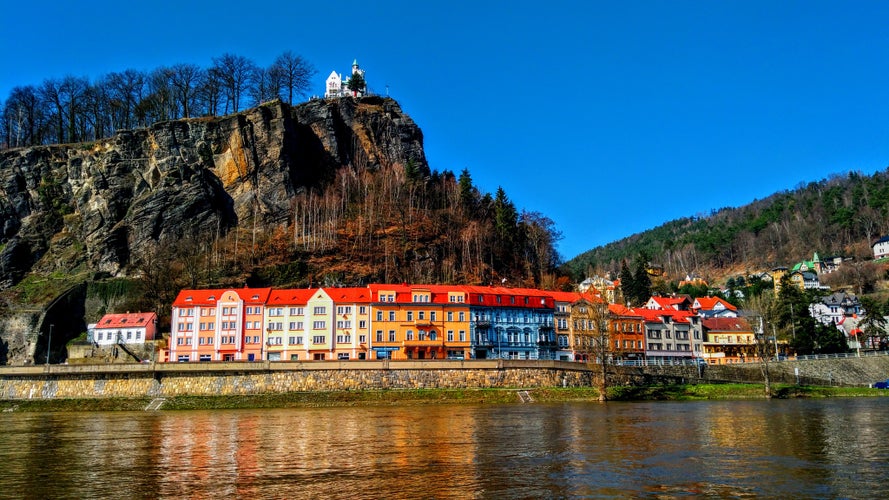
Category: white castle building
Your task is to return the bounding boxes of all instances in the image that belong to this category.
[325,59,367,98]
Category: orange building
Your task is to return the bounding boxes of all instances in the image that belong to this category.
[608,304,645,363]
[368,284,471,360]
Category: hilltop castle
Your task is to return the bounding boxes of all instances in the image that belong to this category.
[325,59,367,98]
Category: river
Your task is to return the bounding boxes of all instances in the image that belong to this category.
[1,398,887,499]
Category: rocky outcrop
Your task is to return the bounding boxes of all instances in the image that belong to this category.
[0,97,427,365]
[0,96,427,288]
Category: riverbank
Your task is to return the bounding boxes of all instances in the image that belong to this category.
[1,384,886,412]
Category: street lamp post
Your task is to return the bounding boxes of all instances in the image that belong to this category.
[46,324,54,366]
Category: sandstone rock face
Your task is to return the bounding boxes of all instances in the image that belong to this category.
[0,97,427,289]
[0,97,426,365]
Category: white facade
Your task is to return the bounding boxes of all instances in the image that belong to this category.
[324,59,367,98]
[873,236,889,259]
[92,312,157,346]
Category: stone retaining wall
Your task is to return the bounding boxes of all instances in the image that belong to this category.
[3,356,887,400]
[0,360,595,400]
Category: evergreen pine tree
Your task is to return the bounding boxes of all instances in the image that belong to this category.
[632,258,652,306]
[619,260,635,306]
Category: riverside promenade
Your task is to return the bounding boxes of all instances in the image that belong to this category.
[1,356,888,400]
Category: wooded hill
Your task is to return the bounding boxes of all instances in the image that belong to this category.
[565,169,889,283]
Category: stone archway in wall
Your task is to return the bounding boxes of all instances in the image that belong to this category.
[34,283,88,365]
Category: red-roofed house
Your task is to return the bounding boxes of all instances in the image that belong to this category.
[264,288,317,361]
[328,287,374,360]
[464,285,556,360]
[170,288,272,362]
[608,304,645,363]
[92,312,158,346]
[644,296,692,311]
[548,291,581,360]
[693,297,738,318]
[638,308,703,363]
[368,284,472,360]
[701,317,756,364]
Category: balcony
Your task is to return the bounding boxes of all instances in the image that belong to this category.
[402,338,445,347]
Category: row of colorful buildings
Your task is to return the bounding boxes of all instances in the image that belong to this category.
[158,284,770,365]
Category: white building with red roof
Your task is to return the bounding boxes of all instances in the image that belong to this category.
[92,312,158,346]
[692,296,739,318]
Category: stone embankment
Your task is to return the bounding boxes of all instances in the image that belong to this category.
[1,356,887,400]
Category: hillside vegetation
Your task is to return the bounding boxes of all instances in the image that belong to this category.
[566,169,889,282]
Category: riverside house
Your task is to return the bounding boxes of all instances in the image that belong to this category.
[167,285,752,365]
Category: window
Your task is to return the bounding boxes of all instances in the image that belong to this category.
[290,354,299,361]
[430,311,436,321]
[459,330,466,342]
[313,306,326,315]
[419,311,425,320]
[136,331,142,340]
[269,307,283,317]
[338,353,350,360]
[406,330,414,341]
[177,355,190,362]
[359,320,367,329]
[199,354,211,362]
[359,335,366,343]
[359,306,367,314]
[313,321,326,329]
[388,311,396,321]
[253,336,260,343]
[336,334,351,343]
[389,330,396,342]
[376,311,383,321]
[313,335,325,344]
[459,312,465,322]
[337,306,352,315]
[407,311,414,321]
[447,311,454,321]
[376,330,383,342]
[448,330,454,341]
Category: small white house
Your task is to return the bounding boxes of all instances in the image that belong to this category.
[873,236,889,260]
[324,59,367,98]
[91,312,158,345]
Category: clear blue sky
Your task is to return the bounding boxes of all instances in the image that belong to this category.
[3,1,889,260]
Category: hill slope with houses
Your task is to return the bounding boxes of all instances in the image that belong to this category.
[565,169,889,289]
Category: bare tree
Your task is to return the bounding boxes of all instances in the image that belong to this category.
[573,295,612,401]
[169,63,204,118]
[3,85,43,146]
[104,69,145,130]
[270,51,316,105]
[743,292,779,398]
[211,53,258,113]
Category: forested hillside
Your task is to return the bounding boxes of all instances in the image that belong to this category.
[566,169,889,281]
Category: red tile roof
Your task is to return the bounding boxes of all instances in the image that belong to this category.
[96,312,157,329]
[702,317,752,332]
[325,287,374,303]
[173,288,272,307]
[267,289,317,306]
[694,296,738,311]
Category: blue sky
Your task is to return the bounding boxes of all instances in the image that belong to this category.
[3,1,889,260]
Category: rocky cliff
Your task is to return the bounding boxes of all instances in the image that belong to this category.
[0,96,426,286]
[0,96,427,364]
